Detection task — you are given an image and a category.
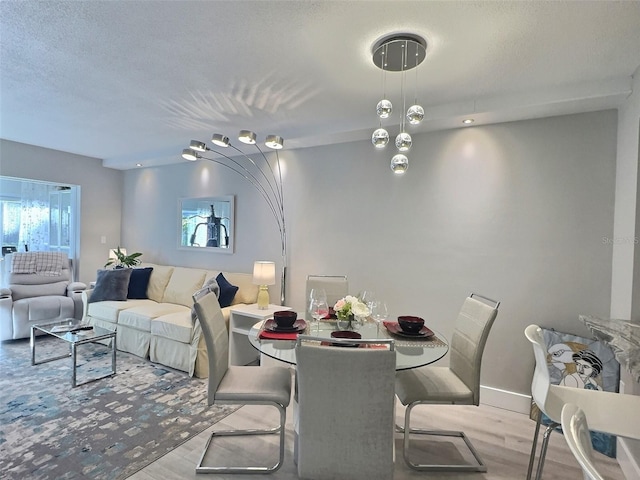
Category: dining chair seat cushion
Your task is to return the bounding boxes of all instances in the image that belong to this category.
[396,366,474,404]
[215,366,292,406]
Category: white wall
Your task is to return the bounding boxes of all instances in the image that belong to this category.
[0,140,123,284]
[123,110,617,397]
[611,69,640,480]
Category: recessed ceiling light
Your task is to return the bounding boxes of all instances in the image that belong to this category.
[462,118,474,125]
[136,163,142,167]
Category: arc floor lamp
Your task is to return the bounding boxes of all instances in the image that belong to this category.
[182,131,288,305]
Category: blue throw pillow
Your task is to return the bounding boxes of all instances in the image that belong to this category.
[89,268,132,303]
[127,267,153,299]
[216,272,238,308]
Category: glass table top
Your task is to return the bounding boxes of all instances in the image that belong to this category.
[248,319,449,370]
[33,319,115,343]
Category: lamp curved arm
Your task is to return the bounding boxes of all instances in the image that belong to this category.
[199,154,286,258]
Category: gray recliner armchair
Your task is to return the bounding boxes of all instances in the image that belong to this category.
[0,252,86,340]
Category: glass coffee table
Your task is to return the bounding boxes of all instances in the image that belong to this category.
[31,319,116,387]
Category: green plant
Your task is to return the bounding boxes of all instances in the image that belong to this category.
[104,246,142,268]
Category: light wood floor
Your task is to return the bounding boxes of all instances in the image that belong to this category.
[128,396,625,480]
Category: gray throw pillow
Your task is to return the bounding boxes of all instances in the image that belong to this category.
[89,268,133,303]
[191,277,220,325]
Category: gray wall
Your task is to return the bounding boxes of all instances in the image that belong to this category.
[0,139,123,284]
[122,110,617,397]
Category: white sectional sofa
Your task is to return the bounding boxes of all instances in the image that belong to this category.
[82,262,259,378]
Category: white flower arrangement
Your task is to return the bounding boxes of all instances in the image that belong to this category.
[333,295,371,320]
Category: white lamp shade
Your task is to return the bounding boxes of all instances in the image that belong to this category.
[109,247,126,259]
[253,261,276,285]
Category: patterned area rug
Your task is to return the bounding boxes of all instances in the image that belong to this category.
[0,336,238,479]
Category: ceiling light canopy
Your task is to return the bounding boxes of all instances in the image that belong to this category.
[371,33,427,175]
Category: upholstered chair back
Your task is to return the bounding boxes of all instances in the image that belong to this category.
[5,252,72,300]
[449,296,499,405]
[295,338,396,479]
[305,275,348,321]
[524,324,555,418]
[193,290,229,403]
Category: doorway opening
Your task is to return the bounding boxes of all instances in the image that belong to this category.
[0,176,80,280]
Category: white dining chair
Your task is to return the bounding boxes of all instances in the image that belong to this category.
[525,324,640,480]
[193,291,292,474]
[561,403,605,480]
[295,335,396,480]
[394,293,500,472]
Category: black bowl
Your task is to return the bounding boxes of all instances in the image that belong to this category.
[398,316,425,334]
[330,330,362,347]
[273,310,297,328]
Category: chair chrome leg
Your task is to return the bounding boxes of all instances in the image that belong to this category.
[401,402,487,472]
[533,422,559,480]
[196,402,287,474]
[526,409,543,480]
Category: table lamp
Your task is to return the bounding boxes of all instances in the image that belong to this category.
[253,261,275,309]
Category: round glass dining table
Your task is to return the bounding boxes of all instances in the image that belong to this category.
[247,319,449,370]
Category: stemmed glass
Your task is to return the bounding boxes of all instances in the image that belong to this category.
[370,300,389,335]
[309,288,328,333]
[359,290,376,309]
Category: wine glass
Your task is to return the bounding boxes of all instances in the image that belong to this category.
[309,299,329,333]
[359,290,375,309]
[370,300,389,335]
[309,288,327,305]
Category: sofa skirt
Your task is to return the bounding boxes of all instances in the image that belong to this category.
[116,324,150,358]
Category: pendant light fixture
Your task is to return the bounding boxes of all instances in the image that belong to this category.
[371,33,427,174]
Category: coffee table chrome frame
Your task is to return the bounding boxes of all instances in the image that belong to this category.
[31,322,117,387]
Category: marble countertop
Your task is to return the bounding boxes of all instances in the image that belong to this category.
[579,315,640,384]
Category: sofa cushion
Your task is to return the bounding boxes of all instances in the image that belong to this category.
[216,272,239,308]
[151,312,194,344]
[222,272,259,305]
[162,267,206,308]
[145,264,174,303]
[119,303,188,331]
[87,299,156,323]
[89,269,132,303]
[128,267,153,299]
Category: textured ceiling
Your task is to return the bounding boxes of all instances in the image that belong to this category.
[1,1,640,170]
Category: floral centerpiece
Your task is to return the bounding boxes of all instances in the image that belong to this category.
[333,295,371,330]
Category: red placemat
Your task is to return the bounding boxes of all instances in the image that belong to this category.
[258,319,307,340]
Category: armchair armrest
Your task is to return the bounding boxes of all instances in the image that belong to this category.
[0,287,11,299]
[67,282,87,294]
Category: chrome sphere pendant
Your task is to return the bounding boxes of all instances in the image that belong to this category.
[372,128,390,148]
[406,105,424,125]
[376,99,392,119]
[395,132,412,152]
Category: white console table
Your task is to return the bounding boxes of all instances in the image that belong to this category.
[228,303,292,366]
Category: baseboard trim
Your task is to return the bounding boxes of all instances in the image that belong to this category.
[479,385,532,414]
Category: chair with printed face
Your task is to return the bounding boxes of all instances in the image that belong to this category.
[524,324,640,480]
[193,290,292,474]
[394,293,500,472]
[295,335,396,480]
